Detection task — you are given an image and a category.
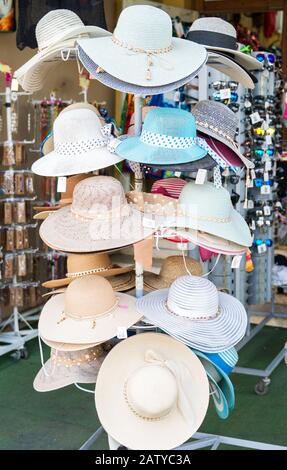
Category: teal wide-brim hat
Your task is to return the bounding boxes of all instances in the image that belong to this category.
[116,108,209,166]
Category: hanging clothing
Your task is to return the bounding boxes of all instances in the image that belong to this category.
[16,0,107,50]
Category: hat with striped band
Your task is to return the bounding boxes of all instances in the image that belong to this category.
[14,9,110,93]
[115,107,228,168]
[192,100,254,170]
[136,275,247,353]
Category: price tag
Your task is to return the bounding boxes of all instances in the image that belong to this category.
[244,100,252,109]
[250,169,256,180]
[265,134,273,145]
[108,137,121,151]
[265,159,272,171]
[251,219,256,231]
[57,176,67,192]
[195,169,207,185]
[261,185,271,195]
[264,172,269,182]
[11,78,19,92]
[264,205,271,216]
[247,178,254,188]
[250,112,262,125]
[219,88,231,100]
[247,199,254,209]
[117,327,128,339]
[174,171,181,178]
[258,243,267,254]
[231,255,242,269]
[174,91,180,102]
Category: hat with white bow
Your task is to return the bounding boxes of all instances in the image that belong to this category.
[31,106,123,177]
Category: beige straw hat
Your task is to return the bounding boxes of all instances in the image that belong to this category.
[40,336,99,352]
[95,332,209,450]
[42,252,134,291]
[38,275,141,344]
[144,256,202,293]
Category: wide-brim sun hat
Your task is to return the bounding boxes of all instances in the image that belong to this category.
[39,275,141,345]
[33,342,113,392]
[186,17,262,72]
[95,332,209,450]
[77,5,207,88]
[78,46,205,96]
[32,108,123,177]
[136,275,248,353]
[142,154,216,172]
[14,9,111,93]
[192,101,254,170]
[207,51,255,89]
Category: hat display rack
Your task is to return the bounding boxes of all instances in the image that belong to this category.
[11,5,287,451]
[0,69,43,359]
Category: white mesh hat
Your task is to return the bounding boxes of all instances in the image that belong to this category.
[14,9,111,92]
[77,5,207,87]
[31,108,123,177]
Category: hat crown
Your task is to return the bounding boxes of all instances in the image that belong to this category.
[114,5,172,50]
[53,108,103,146]
[143,108,197,138]
[126,364,177,419]
[67,253,112,274]
[167,275,219,319]
[151,178,187,199]
[71,176,126,217]
[192,100,237,141]
[160,256,202,280]
[179,181,233,220]
[64,275,116,319]
[189,17,236,39]
[36,9,84,50]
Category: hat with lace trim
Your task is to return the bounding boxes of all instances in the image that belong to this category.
[95,332,209,450]
[77,5,207,88]
[14,9,110,92]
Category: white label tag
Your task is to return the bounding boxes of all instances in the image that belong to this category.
[195,169,207,185]
[250,112,262,125]
[108,137,122,151]
[247,178,254,188]
[11,78,19,92]
[247,199,254,209]
[251,220,256,231]
[251,169,256,180]
[264,172,269,182]
[177,242,188,251]
[174,171,181,178]
[261,185,271,194]
[258,243,267,254]
[57,177,67,192]
[264,205,271,216]
[143,217,156,228]
[219,88,231,100]
[265,159,272,171]
[265,134,273,145]
[117,327,128,339]
[231,255,242,269]
[174,91,180,102]
[263,68,269,78]
[275,201,282,209]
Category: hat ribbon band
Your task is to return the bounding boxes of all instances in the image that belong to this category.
[66,265,114,278]
[50,344,105,367]
[187,30,237,50]
[70,203,130,221]
[54,124,114,156]
[112,35,173,80]
[196,119,235,145]
[166,299,221,321]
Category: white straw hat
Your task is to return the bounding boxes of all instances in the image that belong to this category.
[77,5,207,87]
[32,108,122,177]
[95,332,209,450]
[39,176,155,253]
[187,17,262,71]
[207,52,255,89]
[14,9,110,92]
[136,275,248,353]
[38,275,141,345]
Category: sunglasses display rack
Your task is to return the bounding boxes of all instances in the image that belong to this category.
[0,82,43,359]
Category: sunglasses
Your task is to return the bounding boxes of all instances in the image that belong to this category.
[254,148,275,157]
[254,179,274,188]
[254,238,273,247]
[253,127,275,136]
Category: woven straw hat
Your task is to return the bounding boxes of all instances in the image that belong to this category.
[144,256,203,292]
[15,9,110,92]
[95,332,209,450]
[39,275,141,344]
[42,252,135,291]
[77,5,207,88]
[39,176,155,253]
[187,17,262,71]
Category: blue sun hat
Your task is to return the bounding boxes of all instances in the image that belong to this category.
[115,108,228,167]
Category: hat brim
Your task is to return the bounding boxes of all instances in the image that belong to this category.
[116,136,207,165]
[207,52,255,89]
[39,291,141,344]
[78,46,205,95]
[78,37,207,87]
[39,204,154,253]
[205,46,262,71]
[143,154,216,172]
[136,291,247,352]
[31,146,123,177]
[144,266,202,292]
[15,27,111,92]
[40,336,99,351]
[95,332,209,450]
[197,133,246,169]
[43,270,135,292]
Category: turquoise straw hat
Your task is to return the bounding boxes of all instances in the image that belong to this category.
[115,108,227,166]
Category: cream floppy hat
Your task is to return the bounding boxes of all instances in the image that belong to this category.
[38,275,141,345]
[95,332,209,450]
[14,9,111,92]
[77,5,207,87]
[32,108,122,177]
